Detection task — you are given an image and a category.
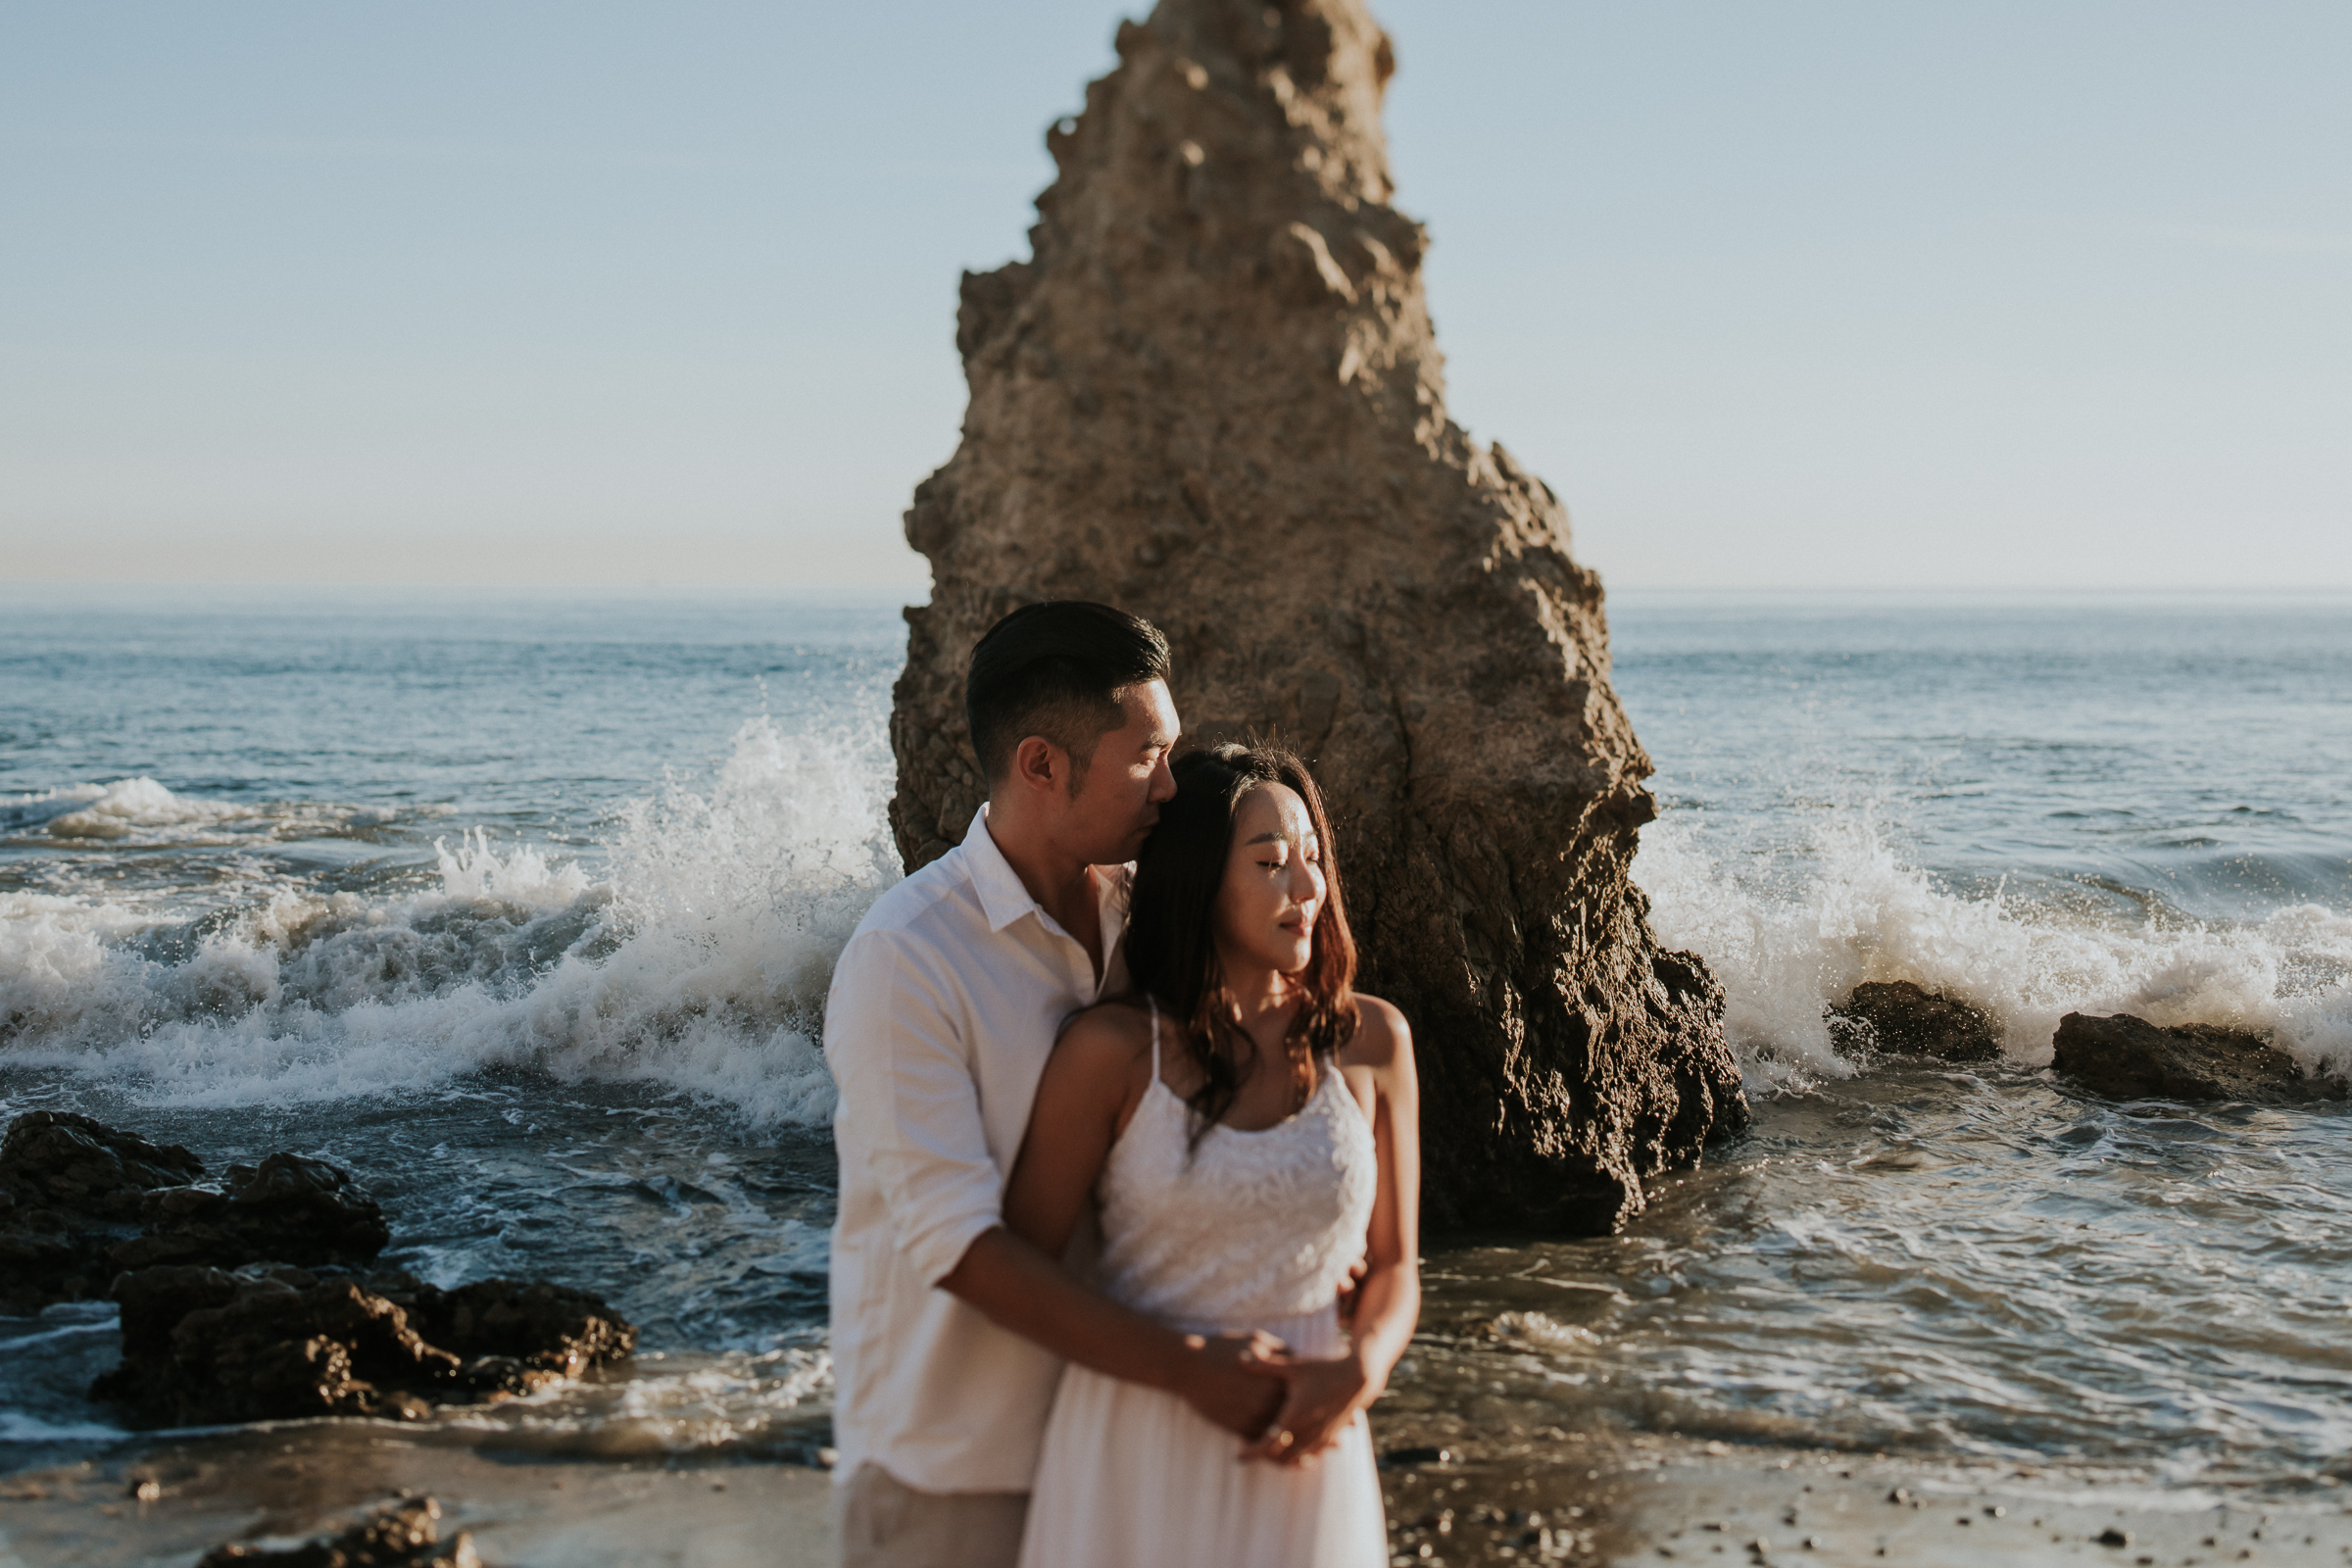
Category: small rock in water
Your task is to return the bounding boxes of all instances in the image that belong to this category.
[0,1110,205,1312]
[1381,1446,1452,1468]
[2094,1525,2132,1547]
[2052,1012,2343,1102]
[1827,981,2000,1063]
[196,1495,478,1567]
[0,1111,386,1312]
[110,1151,391,1274]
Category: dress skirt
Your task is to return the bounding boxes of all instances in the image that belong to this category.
[1015,1304,1388,1568]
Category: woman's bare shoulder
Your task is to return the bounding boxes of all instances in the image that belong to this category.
[1052,998,1158,1076]
[1340,993,1414,1069]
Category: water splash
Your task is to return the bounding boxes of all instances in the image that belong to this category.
[1636,812,2352,1091]
[0,716,900,1126]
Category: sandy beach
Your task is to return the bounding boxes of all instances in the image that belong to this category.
[9,1414,2351,1568]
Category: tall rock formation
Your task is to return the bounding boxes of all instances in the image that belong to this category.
[887,0,1747,1231]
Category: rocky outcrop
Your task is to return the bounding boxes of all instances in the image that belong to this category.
[90,1264,637,1427]
[0,1110,206,1312]
[0,1111,388,1314]
[197,1496,480,1568]
[4,1110,641,1423]
[399,1277,638,1379]
[110,1151,391,1274]
[2052,1012,2344,1103]
[96,1265,459,1425]
[1829,982,2002,1064]
[885,0,1745,1230]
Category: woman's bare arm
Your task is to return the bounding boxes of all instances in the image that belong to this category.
[1001,1004,1151,1258]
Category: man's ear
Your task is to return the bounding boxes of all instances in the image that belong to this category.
[1010,734,1066,798]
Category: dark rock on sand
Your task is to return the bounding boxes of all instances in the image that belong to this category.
[108,1151,391,1275]
[2052,1011,2344,1102]
[95,1266,459,1425]
[197,1495,480,1568]
[1828,981,2002,1063]
[404,1277,640,1379]
[92,1262,637,1426]
[0,1110,206,1312]
[884,0,1746,1234]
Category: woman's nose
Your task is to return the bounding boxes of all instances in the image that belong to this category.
[1290,858,1323,901]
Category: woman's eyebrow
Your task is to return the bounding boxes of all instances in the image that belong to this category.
[1245,831,1287,845]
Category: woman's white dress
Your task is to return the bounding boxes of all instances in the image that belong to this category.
[1016,1005,1387,1568]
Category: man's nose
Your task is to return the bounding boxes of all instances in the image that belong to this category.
[1148,754,1177,804]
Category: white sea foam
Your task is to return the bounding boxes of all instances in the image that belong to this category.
[14,733,2346,1121]
[44,777,246,839]
[1635,813,2352,1091]
[2,776,363,849]
[0,716,899,1126]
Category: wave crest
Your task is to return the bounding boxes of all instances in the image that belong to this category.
[0,716,900,1125]
[1637,814,2352,1090]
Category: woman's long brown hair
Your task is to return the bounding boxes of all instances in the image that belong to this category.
[1125,743,1359,1149]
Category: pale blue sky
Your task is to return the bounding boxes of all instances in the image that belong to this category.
[4,3,2346,590]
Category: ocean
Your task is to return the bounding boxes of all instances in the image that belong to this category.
[4,586,2349,1502]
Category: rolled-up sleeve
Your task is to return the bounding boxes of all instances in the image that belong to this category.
[825,929,1003,1289]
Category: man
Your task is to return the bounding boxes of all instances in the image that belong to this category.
[824,602,1285,1568]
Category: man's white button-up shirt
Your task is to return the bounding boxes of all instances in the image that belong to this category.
[824,804,1130,1494]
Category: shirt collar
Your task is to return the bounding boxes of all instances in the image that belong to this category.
[962,802,1133,937]
[963,803,1042,933]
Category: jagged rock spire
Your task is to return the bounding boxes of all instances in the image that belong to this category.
[888,0,1746,1230]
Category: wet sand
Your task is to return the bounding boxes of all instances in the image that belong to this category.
[0,1424,834,1568]
[8,1419,2351,1568]
[1377,1432,2352,1566]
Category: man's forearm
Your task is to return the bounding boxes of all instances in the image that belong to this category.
[936,1224,1196,1391]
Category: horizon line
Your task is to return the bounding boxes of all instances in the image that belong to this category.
[6,580,2351,600]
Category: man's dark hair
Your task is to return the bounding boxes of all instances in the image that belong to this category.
[965,602,1171,789]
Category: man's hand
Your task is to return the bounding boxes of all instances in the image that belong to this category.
[1170,1330,1290,1439]
[1337,1254,1369,1325]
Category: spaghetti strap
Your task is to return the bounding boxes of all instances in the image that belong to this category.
[1145,994,1161,1081]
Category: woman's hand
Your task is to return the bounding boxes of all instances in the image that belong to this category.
[1237,1347,1379,1466]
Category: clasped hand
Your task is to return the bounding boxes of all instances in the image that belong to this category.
[1236,1341,1372,1467]
[1176,1331,1373,1467]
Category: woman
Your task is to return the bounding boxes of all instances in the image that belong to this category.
[1004,743,1420,1568]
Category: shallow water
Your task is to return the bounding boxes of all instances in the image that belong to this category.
[1407,1064,2352,1483]
[4,586,2349,1494]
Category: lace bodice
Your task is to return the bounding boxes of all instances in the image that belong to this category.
[1092,1000,1378,1332]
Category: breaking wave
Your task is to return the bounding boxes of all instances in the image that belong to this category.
[1636,812,2352,1092]
[0,716,899,1125]
[1,777,377,848]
